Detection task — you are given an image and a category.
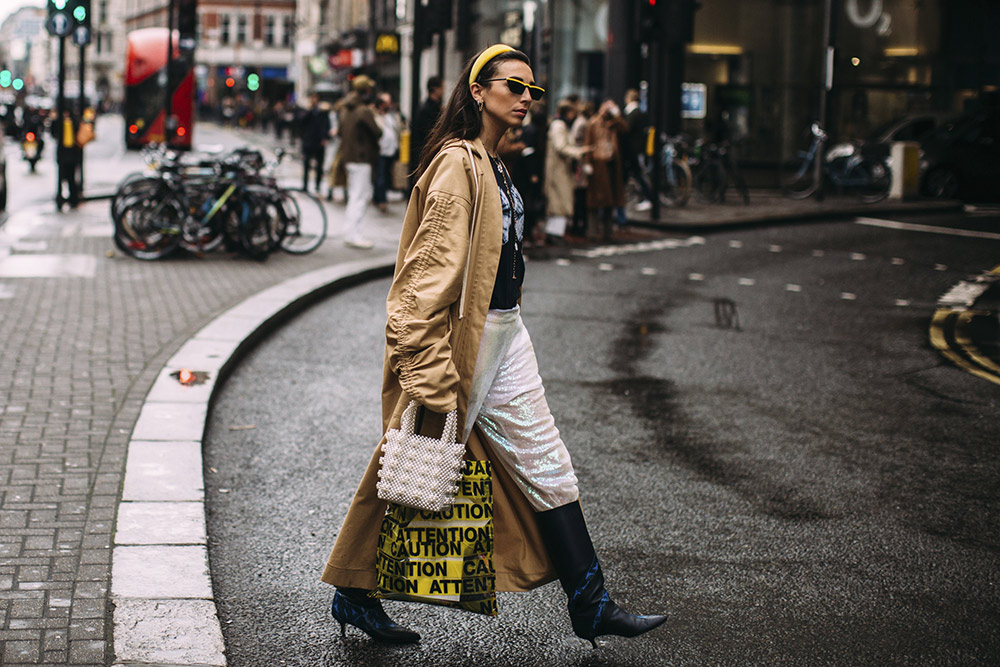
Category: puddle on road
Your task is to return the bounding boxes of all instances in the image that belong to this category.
[0,254,97,278]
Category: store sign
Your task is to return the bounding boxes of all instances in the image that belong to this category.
[681,83,707,119]
[376,32,400,55]
[329,49,364,69]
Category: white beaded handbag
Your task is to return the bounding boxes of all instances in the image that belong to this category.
[376,401,465,512]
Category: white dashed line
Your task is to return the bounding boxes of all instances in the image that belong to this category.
[856,216,1000,240]
[555,258,571,266]
[891,257,905,265]
[850,252,867,261]
[934,264,948,272]
[598,263,614,271]
[895,299,911,307]
[841,292,858,301]
[640,267,657,276]
[785,284,802,292]
[729,240,744,248]
[572,235,706,259]
[688,273,705,282]
[738,278,756,286]
[769,245,782,253]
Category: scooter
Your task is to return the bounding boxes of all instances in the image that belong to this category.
[22,130,43,172]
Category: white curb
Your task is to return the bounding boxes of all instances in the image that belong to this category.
[111,256,395,666]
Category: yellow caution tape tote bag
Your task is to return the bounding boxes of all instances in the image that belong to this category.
[374,459,497,616]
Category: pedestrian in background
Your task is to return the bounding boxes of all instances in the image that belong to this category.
[338,75,381,249]
[409,75,444,178]
[510,110,547,246]
[544,99,591,245]
[321,43,665,648]
[374,92,401,213]
[300,93,331,194]
[584,100,627,243]
[53,109,82,209]
[570,99,593,237]
[622,88,653,212]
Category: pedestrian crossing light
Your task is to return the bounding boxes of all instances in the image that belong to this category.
[0,71,11,88]
[12,79,23,91]
[247,73,260,92]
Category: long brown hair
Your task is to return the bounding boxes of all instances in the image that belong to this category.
[414,47,531,181]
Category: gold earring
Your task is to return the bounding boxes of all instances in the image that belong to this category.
[477,99,484,112]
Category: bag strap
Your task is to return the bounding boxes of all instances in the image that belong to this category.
[402,400,458,443]
[458,140,480,320]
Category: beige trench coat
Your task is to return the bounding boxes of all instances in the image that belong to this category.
[321,137,557,592]
[544,118,587,218]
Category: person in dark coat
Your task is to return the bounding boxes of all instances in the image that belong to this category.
[622,88,653,211]
[53,110,82,209]
[300,93,332,193]
[409,76,444,179]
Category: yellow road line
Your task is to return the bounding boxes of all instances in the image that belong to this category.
[930,308,1000,387]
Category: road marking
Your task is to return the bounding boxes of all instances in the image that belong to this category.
[769,245,782,253]
[738,277,756,286]
[0,254,97,278]
[640,267,657,276]
[895,299,911,307]
[891,257,905,265]
[598,263,614,271]
[934,264,948,272]
[688,273,705,281]
[812,249,825,257]
[729,240,743,248]
[850,252,867,261]
[572,235,705,259]
[0,283,14,299]
[555,258,571,266]
[840,292,858,301]
[785,284,802,292]
[855,216,1000,241]
[930,309,1000,387]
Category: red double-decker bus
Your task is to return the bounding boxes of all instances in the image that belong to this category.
[124,28,194,149]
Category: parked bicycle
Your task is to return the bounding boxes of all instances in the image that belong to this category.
[689,138,750,205]
[624,133,692,210]
[780,122,891,203]
[112,145,327,260]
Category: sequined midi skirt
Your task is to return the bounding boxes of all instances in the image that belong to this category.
[462,307,579,511]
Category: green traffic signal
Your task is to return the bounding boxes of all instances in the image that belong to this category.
[247,73,260,91]
[12,79,23,91]
[73,5,86,21]
[53,0,67,9]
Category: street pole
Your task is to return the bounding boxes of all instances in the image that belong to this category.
[165,0,175,144]
[78,42,85,191]
[815,0,834,201]
[56,35,66,207]
[409,0,424,172]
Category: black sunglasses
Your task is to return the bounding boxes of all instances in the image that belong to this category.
[481,77,545,101]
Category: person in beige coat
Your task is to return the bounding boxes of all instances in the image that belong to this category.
[322,44,665,648]
[543,99,591,243]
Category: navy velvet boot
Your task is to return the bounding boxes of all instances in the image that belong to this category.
[330,588,420,644]
[536,502,667,647]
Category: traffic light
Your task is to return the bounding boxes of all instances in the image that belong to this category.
[639,0,700,44]
[69,0,91,45]
[247,73,260,92]
[46,0,72,37]
[177,0,197,48]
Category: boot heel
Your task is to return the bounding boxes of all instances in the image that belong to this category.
[339,621,346,638]
[330,590,421,644]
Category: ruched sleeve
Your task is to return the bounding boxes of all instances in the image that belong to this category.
[385,152,475,413]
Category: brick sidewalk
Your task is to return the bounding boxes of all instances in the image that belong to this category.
[0,193,404,666]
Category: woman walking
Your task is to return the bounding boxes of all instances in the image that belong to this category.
[321,45,666,648]
[584,100,628,243]
[544,99,590,244]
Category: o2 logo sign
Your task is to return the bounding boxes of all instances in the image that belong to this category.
[845,0,892,36]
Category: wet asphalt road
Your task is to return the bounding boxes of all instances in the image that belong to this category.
[204,213,1000,666]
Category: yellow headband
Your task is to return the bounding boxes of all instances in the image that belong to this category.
[469,44,515,86]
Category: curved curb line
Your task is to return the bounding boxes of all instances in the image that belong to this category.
[930,264,1000,387]
[110,255,395,666]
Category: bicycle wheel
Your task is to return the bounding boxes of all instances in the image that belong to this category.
[114,195,184,260]
[279,188,328,255]
[853,158,892,203]
[658,161,692,207]
[780,153,819,199]
[694,160,726,203]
